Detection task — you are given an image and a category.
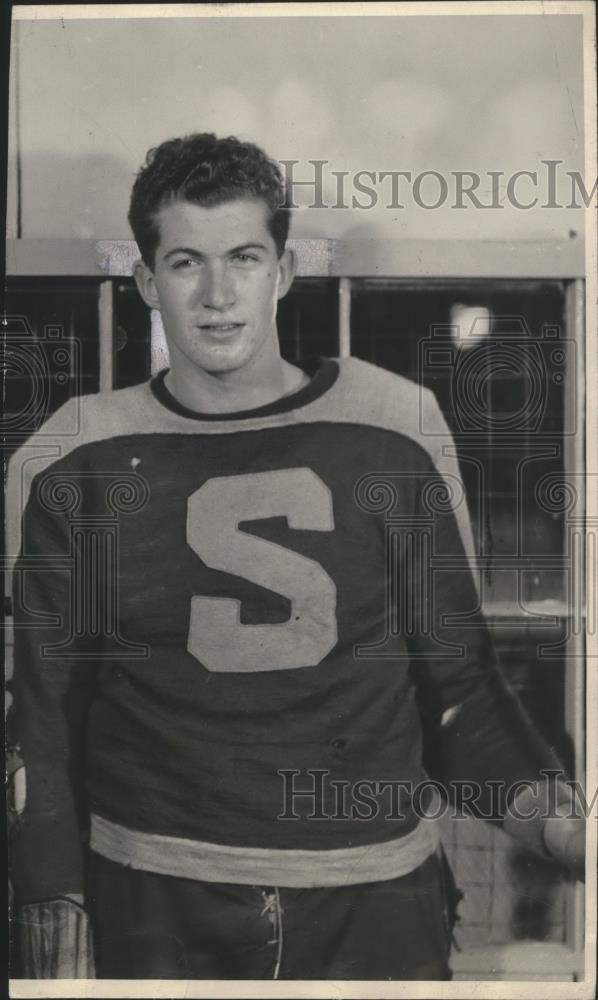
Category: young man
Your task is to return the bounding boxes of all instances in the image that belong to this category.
[7,133,584,981]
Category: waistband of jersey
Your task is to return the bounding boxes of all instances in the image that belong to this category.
[90,810,440,887]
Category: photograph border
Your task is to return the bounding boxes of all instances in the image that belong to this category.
[5,3,597,998]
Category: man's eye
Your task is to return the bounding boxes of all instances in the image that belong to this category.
[172,258,198,270]
[232,253,258,264]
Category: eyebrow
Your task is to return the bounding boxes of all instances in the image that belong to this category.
[163,242,269,261]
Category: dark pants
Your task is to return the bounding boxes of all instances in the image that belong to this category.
[88,849,459,980]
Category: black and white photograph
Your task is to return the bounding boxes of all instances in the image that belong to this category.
[3,2,597,996]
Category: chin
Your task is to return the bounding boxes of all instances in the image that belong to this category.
[196,333,267,373]
[194,346,254,374]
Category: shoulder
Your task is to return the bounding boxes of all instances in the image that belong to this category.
[331,357,451,465]
[8,381,155,469]
[41,380,155,442]
[325,357,477,569]
[6,381,156,529]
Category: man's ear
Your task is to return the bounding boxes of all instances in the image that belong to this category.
[276,247,297,301]
[133,260,161,311]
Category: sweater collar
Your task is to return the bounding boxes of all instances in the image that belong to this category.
[149,357,339,421]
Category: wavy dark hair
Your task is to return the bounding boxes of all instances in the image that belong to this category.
[128,133,291,269]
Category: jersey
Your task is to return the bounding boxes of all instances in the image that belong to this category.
[7,357,564,902]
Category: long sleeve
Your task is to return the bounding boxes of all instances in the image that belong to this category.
[7,417,100,904]
[407,453,567,823]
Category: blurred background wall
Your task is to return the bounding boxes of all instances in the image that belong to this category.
[7,11,585,244]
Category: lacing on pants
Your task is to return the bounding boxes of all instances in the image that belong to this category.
[260,887,284,979]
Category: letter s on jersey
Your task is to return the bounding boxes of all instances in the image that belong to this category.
[187,468,338,672]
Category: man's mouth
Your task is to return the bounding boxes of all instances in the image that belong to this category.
[199,322,244,332]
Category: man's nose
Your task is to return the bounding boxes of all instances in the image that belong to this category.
[200,264,236,310]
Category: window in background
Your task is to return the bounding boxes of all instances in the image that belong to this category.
[351,278,568,607]
[112,281,152,389]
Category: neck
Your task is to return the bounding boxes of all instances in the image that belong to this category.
[164,347,309,415]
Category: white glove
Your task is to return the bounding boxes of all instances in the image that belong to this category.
[504,781,586,881]
[19,896,95,978]
[542,808,585,880]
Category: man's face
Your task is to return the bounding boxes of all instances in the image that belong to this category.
[135,197,295,376]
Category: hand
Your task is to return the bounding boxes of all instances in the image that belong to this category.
[542,812,586,881]
[503,781,586,881]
